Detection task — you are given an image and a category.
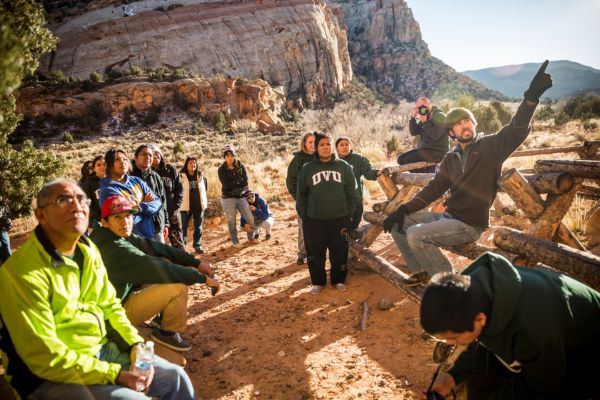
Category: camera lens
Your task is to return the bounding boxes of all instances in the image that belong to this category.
[418,106,428,115]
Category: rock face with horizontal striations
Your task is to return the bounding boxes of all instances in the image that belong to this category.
[40,0,352,107]
[330,0,504,101]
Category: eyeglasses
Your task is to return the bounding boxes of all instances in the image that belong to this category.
[40,195,91,209]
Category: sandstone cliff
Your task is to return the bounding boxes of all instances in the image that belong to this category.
[331,0,505,102]
[40,0,352,107]
[16,77,286,133]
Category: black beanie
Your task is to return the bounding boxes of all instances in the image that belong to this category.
[313,131,327,148]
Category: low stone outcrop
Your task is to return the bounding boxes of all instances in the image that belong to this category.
[16,78,286,132]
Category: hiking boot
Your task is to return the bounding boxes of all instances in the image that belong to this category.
[296,257,305,265]
[310,285,325,295]
[334,283,347,292]
[194,246,205,254]
[265,234,272,240]
[150,329,192,352]
[403,271,431,287]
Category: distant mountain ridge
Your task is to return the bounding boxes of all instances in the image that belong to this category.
[463,60,600,99]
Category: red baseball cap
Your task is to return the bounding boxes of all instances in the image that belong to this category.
[101,196,139,219]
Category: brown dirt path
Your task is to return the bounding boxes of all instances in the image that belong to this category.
[182,198,439,399]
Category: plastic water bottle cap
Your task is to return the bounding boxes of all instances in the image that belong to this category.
[146,341,154,350]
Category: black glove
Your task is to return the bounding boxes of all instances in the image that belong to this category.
[524,60,552,102]
[382,205,409,233]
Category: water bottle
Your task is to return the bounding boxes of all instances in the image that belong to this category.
[134,341,155,391]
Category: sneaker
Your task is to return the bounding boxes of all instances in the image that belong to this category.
[403,271,430,287]
[148,314,162,329]
[150,329,192,352]
[265,234,272,240]
[296,257,305,265]
[334,283,347,292]
[310,285,325,295]
[194,246,205,254]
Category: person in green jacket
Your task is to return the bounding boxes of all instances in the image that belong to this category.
[0,178,195,399]
[90,195,220,353]
[296,132,359,295]
[335,136,381,230]
[420,252,600,399]
[286,132,315,265]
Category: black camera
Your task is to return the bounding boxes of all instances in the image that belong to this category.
[418,105,429,115]
[426,391,445,400]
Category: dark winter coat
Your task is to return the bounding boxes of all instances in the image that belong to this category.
[154,159,183,215]
[408,105,449,156]
[339,151,379,200]
[131,163,168,231]
[286,151,313,200]
[218,160,249,198]
[240,193,272,226]
[449,252,600,398]
[90,225,206,303]
[296,154,359,220]
[81,173,102,227]
[403,101,537,228]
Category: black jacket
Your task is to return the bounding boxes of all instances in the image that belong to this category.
[408,105,449,155]
[404,101,536,228]
[81,173,102,227]
[218,160,249,198]
[131,163,169,230]
[154,160,183,215]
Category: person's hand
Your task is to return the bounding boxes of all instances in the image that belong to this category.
[382,205,408,233]
[142,192,156,202]
[249,205,256,211]
[376,170,382,177]
[197,260,214,278]
[163,226,169,239]
[117,369,148,392]
[420,372,455,399]
[206,277,220,295]
[411,106,418,118]
[243,223,253,233]
[524,60,552,102]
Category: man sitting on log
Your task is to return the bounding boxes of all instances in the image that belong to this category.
[383,60,553,286]
[420,252,600,399]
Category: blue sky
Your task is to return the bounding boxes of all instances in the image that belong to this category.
[405,0,600,71]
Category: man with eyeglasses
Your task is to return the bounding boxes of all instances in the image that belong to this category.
[100,148,162,240]
[396,97,449,173]
[0,178,195,399]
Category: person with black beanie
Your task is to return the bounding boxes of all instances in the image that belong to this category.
[296,132,359,295]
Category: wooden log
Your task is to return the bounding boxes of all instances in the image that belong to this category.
[578,140,600,160]
[382,162,436,176]
[391,172,435,187]
[527,179,582,240]
[498,168,544,219]
[373,201,390,213]
[510,143,594,157]
[498,168,585,250]
[359,301,369,331]
[493,227,600,289]
[533,160,600,179]
[349,241,424,301]
[578,185,600,200]
[523,173,574,194]
[554,224,586,250]
[377,175,399,199]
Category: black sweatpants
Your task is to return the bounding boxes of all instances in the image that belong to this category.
[167,212,185,250]
[397,148,444,172]
[350,203,364,230]
[303,216,349,286]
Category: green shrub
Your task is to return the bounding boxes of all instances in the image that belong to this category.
[473,105,502,134]
[554,110,570,125]
[385,134,400,155]
[79,101,110,131]
[563,93,600,120]
[490,101,511,125]
[89,71,103,83]
[537,105,555,121]
[129,66,144,76]
[172,68,190,79]
[214,111,227,132]
[107,69,122,80]
[122,104,136,127]
[583,119,598,131]
[49,70,71,85]
[173,140,185,157]
[279,108,299,123]
[456,93,475,110]
[62,131,74,144]
[143,104,161,125]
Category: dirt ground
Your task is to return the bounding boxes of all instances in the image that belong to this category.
[180,195,446,400]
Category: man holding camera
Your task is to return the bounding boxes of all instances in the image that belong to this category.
[397,97,449,172]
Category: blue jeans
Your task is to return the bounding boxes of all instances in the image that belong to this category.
[29,342,195,400]
[390,211,483,276]
[0,230,10,263]
[221,198,254,244]
[181,209,204,249]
